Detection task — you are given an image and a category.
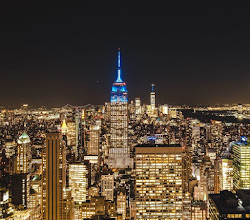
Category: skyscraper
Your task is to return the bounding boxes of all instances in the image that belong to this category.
[108,49,131,169]
[232,137,250,190]
[117,191,126,220]
[75,110,83,160]
[135,98,141,118]
[69,163,88,220]
[150,83,155,113]
[101,174,114,201]
[69,163,88,203]
[11,132,31,209]
[42,129,70,220]
[16,132,31,174]
[135,144,184,219]
[220,157,234,191]
[87,125,100,156]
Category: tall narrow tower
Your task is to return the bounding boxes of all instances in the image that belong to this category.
[11,132,31,209]
[42,129,69,220]
[108,48,131,169]
[16,132,31,174]
[150,83,155,113]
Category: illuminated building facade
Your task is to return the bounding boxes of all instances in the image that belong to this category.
[135,98,141,117]
[12,132,31,209]
[42,130,69,220]
[210,120,223,151]
[75,110,82,159]
[80,196,119,219]
[12,209,32,220]
[69,163,88,203]
[135,144,183,219]
[232,137,250,190]
[117,191,126,220]
[220,158,233,191]
[16,132,31,174]
[108,49,131,169]
[87,125,100,156]
[150,83,155,113]
[160,104,168,115]
[191,201,207,220]
[101,174,114,201]
[183,192,191,220]
[61,119,68,135]
[0,187,13,219]
[66,121,76,148]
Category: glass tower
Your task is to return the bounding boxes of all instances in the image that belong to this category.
[232,137,250,190]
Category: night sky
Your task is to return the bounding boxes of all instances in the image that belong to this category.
[0,1,250,108]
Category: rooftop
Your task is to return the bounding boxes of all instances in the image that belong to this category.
[209,190,250,214]
[135,144,183,154]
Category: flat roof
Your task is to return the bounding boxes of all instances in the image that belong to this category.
[135,144,183,154]
[209,190,250,214]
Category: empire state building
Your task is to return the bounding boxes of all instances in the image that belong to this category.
[108,48,131,169]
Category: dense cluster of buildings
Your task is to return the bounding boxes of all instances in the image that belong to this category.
[0,50,250,219]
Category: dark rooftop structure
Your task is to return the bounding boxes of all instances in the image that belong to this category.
[209,190,250,219]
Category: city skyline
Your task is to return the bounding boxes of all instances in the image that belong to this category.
[1,2,250,107]
[1,2,250,220]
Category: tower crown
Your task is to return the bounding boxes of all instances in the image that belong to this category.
[111,48,128,102]
[17,132,30,144]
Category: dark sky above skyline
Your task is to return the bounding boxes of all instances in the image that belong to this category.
[0,1,250,108]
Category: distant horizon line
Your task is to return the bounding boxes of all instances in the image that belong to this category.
[0,102,249,110]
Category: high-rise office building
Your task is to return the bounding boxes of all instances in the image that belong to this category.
[150,83,155,113]
[191,201,207,220]
[232,137,250,190]
[108,49,131,169]
[117,191,126,220]
[69,163,88,203]
[66,120,76,153]
[75,110,83,159]
[220,157,234,191]
[12,132,31,209]
[210,120,223,151]
[16,132,31,174]
[0,187,12,219]
[101,174,114,201]
[135,98,141,117]
[87,125,100,156]
[135,144,183,219]
[42,130,70,220]
[69,163,88,220]
[66,111,83,160]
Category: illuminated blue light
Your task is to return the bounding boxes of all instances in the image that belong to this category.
[120,86,127,92]
[118,50,121,68]
[111,48,128,103]
[116,49,123,83]
[112,86,117,92]
[111,96,128,102]
[147,136,157,140]
[116,69,123,83]
[241,136,247,143]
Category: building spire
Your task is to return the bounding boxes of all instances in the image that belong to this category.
[116,48,123,83]
[151,83,155,92]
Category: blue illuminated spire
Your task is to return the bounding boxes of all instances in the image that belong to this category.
[151,83,155,92]
[116,48,123,83]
